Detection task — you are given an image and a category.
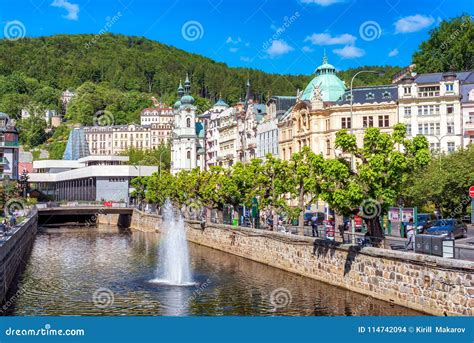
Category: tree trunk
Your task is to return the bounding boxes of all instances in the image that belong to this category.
[365,216,384,243]
[298,182,305,236]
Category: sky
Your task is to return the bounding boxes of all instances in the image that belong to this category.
[0,0,472,76]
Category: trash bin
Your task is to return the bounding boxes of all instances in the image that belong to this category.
[232,219,238,226]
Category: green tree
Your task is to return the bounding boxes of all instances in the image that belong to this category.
[413,15,474,73]
[403,145,474,217]
[16,112,48,148]
[322,124,431,239]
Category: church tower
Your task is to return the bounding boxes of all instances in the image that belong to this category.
[171,74,205,174]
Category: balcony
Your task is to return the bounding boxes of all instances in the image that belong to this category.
[0,141,19,148]
[464,121,474,135]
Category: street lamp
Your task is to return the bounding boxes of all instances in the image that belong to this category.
[425,134,451,172]
[348,70,384,242]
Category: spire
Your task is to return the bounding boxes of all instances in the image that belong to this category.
[177,80,184,97]
[184,73,191,95]
[323,49,327,64]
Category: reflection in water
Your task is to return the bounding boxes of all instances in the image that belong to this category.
[1,225,423,316]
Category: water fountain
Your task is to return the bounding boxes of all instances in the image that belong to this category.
[151,200,194,286]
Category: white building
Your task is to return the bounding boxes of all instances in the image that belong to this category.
[461,81,474,147]
[140,106,174,125]
[257,96,296,159]
[398,71,472,152]
[28,156,157,202]
[216,106,238,168]
[61,89,75,107]
[203,98,230,168]
[170,76,205,174]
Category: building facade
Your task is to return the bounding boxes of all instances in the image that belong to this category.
[397,71,473,152]
[140,106,174,125]
[0,113,19,180]
[203,98,230,168]
[460,80,474,147]
[257,96,296,159]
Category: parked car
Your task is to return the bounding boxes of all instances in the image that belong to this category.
[416,213,436,234]
[425,219,467,238]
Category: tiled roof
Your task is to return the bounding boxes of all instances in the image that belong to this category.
[414,71,474,84]
[336,85,397,105]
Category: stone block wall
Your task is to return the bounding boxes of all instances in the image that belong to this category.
[0,212,38,304]
[131,210,474,316]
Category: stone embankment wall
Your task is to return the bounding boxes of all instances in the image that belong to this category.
[130,210,474,316]
[0,211,38,304]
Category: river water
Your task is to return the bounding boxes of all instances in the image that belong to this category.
[2,225,422,316]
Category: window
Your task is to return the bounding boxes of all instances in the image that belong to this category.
[447,142,455,153]
[447,104,454,114]
[362,116,373,128]
[404,87,411,95]
[429,123,434,135]
[435,105,440,114]
[382,91,391,99]
[445,83,454,92]
[404,107,411,116]
[326,139,331,156]
[366,92,375,100]
[418,124,423,134]
[186,117,191,127]
[341,117,351,129]
[186,151,191,159]
[435,123,440,135]
[418,106,422,116]
[447,122,454,134]
[423,106,428,115]
[378,115,389,128]
[423,123,429,135]
[406,124,412,136]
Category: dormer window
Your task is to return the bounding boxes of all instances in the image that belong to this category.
[366,92,375,100]
[345,94,352,101]
[404,86,411,95]
[445,83,454,92]
[382,91,391,99]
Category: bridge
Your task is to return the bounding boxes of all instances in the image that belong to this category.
[37,204,134,227]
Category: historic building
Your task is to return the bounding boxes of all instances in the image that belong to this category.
[397,71,473,152]
[461,80,474,147]
[170,76,205,174]
[257,96,296,159]
[202,98,230,168]
[140,106,174,125]
[278,54,399,160]
[216,106,238,168]
[0,113,19,180]
[278,54,346,160]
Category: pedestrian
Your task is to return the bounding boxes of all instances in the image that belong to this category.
[405,218,415,250]
[311,213,319,237]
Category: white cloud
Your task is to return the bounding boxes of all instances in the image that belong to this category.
[266,39,294,57]
[333,45,365,59]
[388,48,399,57]
[240,56,251,62]
[301,0,344,6]
[51,0,79,20]
[302,46,314,52]
[226,36,242,44]
[394,14,434,33]
[304,33,356,46]
[229,47,239,53]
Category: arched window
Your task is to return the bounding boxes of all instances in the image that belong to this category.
[186,117,191,127]
[187,150,191,159]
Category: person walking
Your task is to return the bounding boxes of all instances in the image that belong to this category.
[311,213,319,237]
[405,218,415,250]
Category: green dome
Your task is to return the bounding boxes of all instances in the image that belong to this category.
[173,100,182,109]
[301,53,346,102]
[181,94,195,105]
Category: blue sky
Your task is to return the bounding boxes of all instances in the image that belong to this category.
[0,0,472,75]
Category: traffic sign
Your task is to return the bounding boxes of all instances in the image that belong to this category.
[469,186,474,198]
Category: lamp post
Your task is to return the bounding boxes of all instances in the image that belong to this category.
[349,70,384,242]
[425,134,451,172]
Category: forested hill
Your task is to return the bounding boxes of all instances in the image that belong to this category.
[0,33,311,103]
